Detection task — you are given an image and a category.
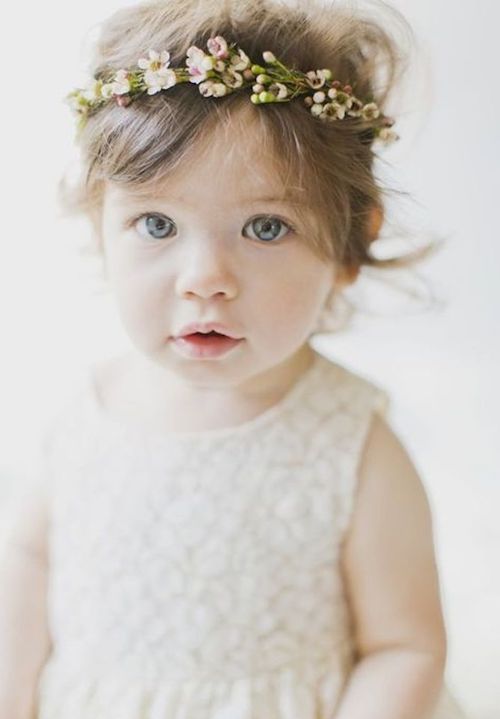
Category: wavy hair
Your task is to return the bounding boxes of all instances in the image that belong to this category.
[59,0,444,321]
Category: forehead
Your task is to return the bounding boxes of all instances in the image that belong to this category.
[103,103,308,209]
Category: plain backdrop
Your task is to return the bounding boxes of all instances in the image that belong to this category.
[0,1,498,717]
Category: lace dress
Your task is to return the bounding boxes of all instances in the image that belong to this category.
[35,349,469,718]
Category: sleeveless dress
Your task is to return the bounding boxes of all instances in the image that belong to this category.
[35,349,469,719]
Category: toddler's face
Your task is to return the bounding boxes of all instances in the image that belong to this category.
[99,111,342,389]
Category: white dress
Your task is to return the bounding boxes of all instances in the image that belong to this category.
[35,349,469,718]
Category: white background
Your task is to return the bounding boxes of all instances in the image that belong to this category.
[0,1,498,717]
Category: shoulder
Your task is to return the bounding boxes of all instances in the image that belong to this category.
[2,467,51,568]
[340,412,448,658]
[351,412,433,533]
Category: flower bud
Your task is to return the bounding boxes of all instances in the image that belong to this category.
[251,64,266,75]
[262,51,277,63]
[256,74,271,84]
[116,94,132,107]
[259,90,275,103]
[212,83,228,97]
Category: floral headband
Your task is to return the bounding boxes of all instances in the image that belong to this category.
[67,35,398,144]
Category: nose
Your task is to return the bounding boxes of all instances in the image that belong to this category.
[174,239,239,301]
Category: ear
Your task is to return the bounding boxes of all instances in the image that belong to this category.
[331,204,384,289]
[334,264,358,289]
[367,203,384,240]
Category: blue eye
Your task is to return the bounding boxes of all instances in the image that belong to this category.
[133,213,175,241]
[244,215,294,243]
[128,212,294,243]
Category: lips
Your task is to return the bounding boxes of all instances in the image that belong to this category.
[184,331,223,338]
[170,332,244,359]
[175,321,242,340]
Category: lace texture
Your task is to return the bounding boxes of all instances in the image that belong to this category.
[35,351,466,718]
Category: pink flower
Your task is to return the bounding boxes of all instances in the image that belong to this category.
[207,35,229,59]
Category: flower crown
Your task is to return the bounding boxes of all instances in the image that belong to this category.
[67,35,398,144]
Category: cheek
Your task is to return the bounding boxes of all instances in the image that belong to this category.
[110,270,166,338]
[252,262,331,333]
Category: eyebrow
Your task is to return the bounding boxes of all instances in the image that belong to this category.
[113,191,306,207]
[246,197,305,205]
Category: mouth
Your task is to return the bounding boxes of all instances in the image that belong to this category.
[170,331,244,359]
[182,330,227,339]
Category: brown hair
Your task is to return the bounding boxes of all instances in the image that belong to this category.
[60,0,444,315]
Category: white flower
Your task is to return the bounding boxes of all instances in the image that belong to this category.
[269,82,289,100]
[144,68,177,94]
[318,70,332,83]
[338,93,354,110]
[361,102,380,121]
[198,80,228,97]
[138,49,171,72]
[186,45,216,84]
[67,92,89,113]
[230,48,251,71]
[317,102,346,120]
[221,68,244,88]
[328,101,346,119]
[101,82,115,99]
[377,127,399,144]
[198,80,216,97]
[110,69,130,95]
[81,79,103,102]
[305,70,326,89]
[211,82,228,97]
[336,103,346,119]
[313,91,326,104]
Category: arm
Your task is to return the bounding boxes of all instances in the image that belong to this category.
[0,479,52,719]
[336,413,447,719]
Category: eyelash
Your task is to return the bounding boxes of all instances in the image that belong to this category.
[125,212,297,244]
